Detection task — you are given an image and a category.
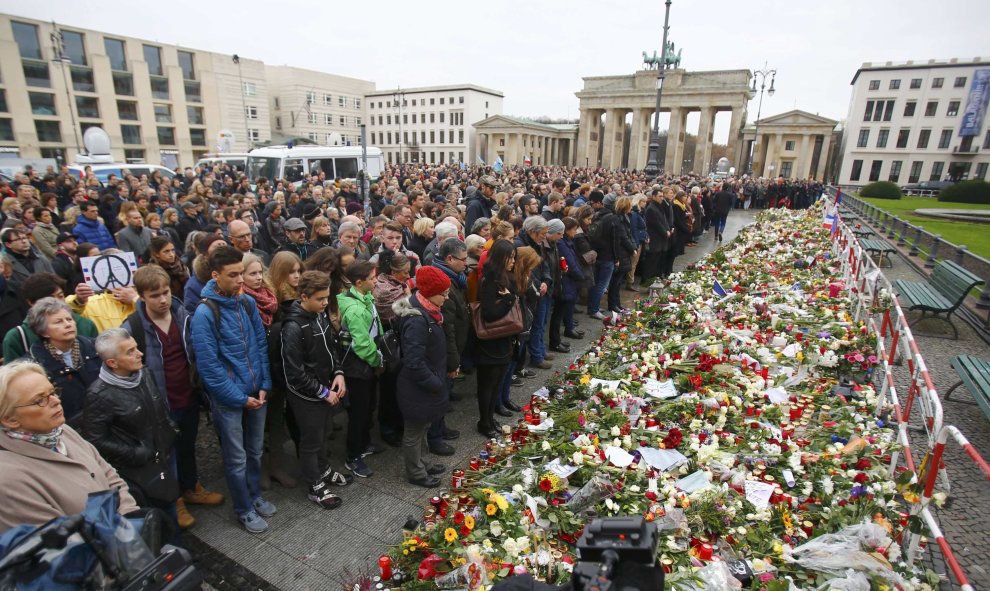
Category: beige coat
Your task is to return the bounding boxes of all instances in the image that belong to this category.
[0,425,139,531]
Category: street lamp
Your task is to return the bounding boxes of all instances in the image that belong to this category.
[747,62,776,176]
[643,0,673,178]
[50,24,82,159]
[393,87,405,164]
[232,54,250,151]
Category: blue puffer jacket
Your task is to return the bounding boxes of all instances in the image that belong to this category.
[190,279,271,408]
[558,237,586,302]
[630,207,648,247]
[183,274,207,316]
[72,217,116,251]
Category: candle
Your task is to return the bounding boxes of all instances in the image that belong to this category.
[698,543,713,560]
[378,555,393,580]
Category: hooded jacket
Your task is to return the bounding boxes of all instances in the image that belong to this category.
[280,300,343,402]
[72,216,116,251]
[190,279,271,408]
[392,296,448,423]
[336,286,383,379]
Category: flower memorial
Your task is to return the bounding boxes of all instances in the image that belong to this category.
[378,206,941,591]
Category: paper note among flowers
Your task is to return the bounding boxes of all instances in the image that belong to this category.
[544,458,580,479]
[765,386,789,404]
[744,480,777,510]
[589,379,621,391]
[604,446,635,468]
[638,447,688,472]
[643,378,678,400]
[675,470,711,494]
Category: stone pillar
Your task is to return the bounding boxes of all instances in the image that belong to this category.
[764,133,783,178]
[487,133,499,165]
[543,135,550,165]
[506,133,519,165]
[663,107,686,174]
[601,109,620,169]
[579,109,603,167]
[628,109,647,171]
[816,133,832,180]
[549,138,557,165]
[694,107,715,175]
[726,107,745,171]
[797,133,813,179]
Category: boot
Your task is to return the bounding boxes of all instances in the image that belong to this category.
[260,453,272,491]
[175,498,195,529]
[269,451,297,488]
[182,482,224,506]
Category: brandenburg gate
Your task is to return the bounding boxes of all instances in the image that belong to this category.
[575,68,752,173]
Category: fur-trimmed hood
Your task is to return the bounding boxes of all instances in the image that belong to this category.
[391,296,422,319]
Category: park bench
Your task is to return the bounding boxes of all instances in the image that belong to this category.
[852,227,876,238]
[860,238,896,268]
[893,260,984,339]
[945,355,990,421]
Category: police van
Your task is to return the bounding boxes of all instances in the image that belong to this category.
[195,153,250,173]
[245,145,384,186]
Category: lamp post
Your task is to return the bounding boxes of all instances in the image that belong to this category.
[50,24,82,159]
[643,0,673,178]
[232,54,250,151]
[393,87,405,164]
[747,62,776,176]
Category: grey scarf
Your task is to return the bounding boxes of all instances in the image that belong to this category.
[99,364,143,389]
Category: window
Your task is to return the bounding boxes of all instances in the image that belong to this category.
[339,96,346,107]
[430,98,435,105]
[976,163,989,180]
[925,101,938,116]
[113,72,134,96]
[245,105,258,119]
[61,30,86,65]
[896,129,910,148]
[247,128,259,142]
[189,128,206,146]
[947,101,960,117]
[439,131,444,144]
[243,82,256,97]
[323,94,332,106]
[356,117,362,126]
[0,119,13,141]
[150,77,169,100]
[421,131,426,143]
[430,113,435,123]
[143,45,163,76]
[932,77,943,89]
[784,140,795,151]
[156,127,175,145]
[459,96,464,104]
[186,106,203,125]
[908,161,923,183]
[325,114,334,125]
[0,90,6,113]
[430,131,435,143]
[339,115,345,126]
[70,67,95,92]
[440,112,445,123]
[305,91,315,105]
[910,78,922,89]
[104,38,127,71]
[856,129,870,148]
[889,160,903,182]
[386,115,391,125]
[307,132,319,142]
[387,132,392,144]
[984,130,990,150]
[930,161,944,181]
[307,112,318,125]
[904,101,916,117]
[12,22,42,59]
[458,130,464,143]
[34,120,62,142]
[123,149,144,161]
[76,96,99,118]
[938,129,952,149]
[28,92,57,116]
[275,117,281,130]
[184,81,201,103]
[403,114,408,125]
[917,129,931,149]
[178,51,195,80]
[849,160,864,181]
[449,130,454,144]
[889,79,900,90]
[954,76,967,88]
[876,129,889,148]
[149,103,170,123]
[868,80,880,90]
[412,114,417,124]
[869,160,882,182]
[22,62,50,88]
[883,100,894,121]
[354,98,361,109]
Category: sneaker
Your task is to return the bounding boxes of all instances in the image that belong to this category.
[517,368,537,378]
[175,498,195,529]
[361,443,386,458]
[529,360,552,370]
[588,311,606,320]
[426,463,446,476]
[511,376,524,387]
[307,482,342,510]
[238,510,269,534]
[429,442,456,456]
[318,465,354,486]
[182,482,225,506]
[345,457,374,478]
[252,497,277,518]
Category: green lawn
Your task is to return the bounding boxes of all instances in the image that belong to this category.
[858,196,990,260]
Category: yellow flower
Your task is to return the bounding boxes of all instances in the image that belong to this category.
[481,487,495,495]
[464,515,475,530]
[444,527,458,543]
[492,494,509,511]
[580,374,591,385]
[486,503,498,516]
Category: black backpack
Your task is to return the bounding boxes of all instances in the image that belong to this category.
[587,211,611,252]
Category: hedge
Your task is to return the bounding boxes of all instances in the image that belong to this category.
[859,181,902,199]
[937,180,990,204]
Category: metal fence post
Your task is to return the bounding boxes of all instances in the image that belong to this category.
[887,216,899,239]
[925,235,941,268]
[898,221,910,246]
[909,226,924,257]
[955,245,968,266]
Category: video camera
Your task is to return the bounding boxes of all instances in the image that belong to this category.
[492,517,664,591]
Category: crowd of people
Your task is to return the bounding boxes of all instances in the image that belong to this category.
[0,161,823,536]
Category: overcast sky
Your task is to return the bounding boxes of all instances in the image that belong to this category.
[4,0,989,143]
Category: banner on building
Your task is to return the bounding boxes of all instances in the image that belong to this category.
[959,69,990,137]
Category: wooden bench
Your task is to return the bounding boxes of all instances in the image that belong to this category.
[893,260,984,339]
[945,356,990,421]
[860,238,896,268]
[852,227,876,238]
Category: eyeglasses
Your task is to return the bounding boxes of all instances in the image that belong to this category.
[451,256,468,262]
[230,233,252,240]
[15,388,61,409]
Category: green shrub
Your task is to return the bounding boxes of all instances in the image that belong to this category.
[859,181,902,199]
[938,180,990,204]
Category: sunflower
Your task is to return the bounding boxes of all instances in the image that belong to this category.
[464,515,475,530]
[486,503,498,516]
[444,527,458,543]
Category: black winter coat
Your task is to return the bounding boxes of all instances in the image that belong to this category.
[27,337,101,425]
[393,296,448,423]
[473,271,518,365]
[643,200,672,254]
[280,301,344,403]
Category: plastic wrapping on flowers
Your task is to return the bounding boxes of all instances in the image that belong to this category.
[379,205,941,591]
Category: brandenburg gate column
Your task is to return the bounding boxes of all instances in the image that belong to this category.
[663,106,686,174]
[628,108,650,171]
[601,108,623,169]
[578,109,603,168]
[726,107,745,172]
[694,107,715,175]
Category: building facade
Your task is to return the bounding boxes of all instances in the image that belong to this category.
[472,115,577,166]
[265,66,374,148]
[0,13,273,167]
[740,110,838,180]
[838,58,990,189]
[364,84,503,166]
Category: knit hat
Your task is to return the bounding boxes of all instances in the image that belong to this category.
[603,193,618,209]
[547,219,565,236]
[198,234,225,254]
[415,266,451,298]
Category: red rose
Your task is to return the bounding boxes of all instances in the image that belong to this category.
[854,472,869,484]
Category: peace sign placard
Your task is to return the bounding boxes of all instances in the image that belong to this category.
[81,252,138,292]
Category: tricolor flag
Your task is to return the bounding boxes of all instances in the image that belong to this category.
[713,279,728,297]
[835,188,843,206]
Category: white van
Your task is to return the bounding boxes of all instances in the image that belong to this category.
[245,145,384,185]
[195,153,250,173]
[66,163,176,185]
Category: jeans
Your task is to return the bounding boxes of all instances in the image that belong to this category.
[210,401,267,517]
[497,358,517,407]
[168,405,200,492]
[712,213,728,234]
[402,419,432,480]
[587,260,615,314]
[286,394,335,485]
[527,295,551,364]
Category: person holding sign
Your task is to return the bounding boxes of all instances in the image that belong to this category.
[66,249,138,333]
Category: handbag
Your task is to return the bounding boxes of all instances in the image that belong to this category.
[581,249,598,265]
[122,451,180,506]
[469,300,523,340]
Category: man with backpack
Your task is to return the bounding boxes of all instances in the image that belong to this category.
[585,190,621,320]
[190,247,276,534]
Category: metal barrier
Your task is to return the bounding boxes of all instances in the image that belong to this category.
[827,197,990,590]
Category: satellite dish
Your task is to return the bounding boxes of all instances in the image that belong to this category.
[327,132,343,146]
[217,130,235,153]
[75,127,113,164]
[716,157,731,174]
